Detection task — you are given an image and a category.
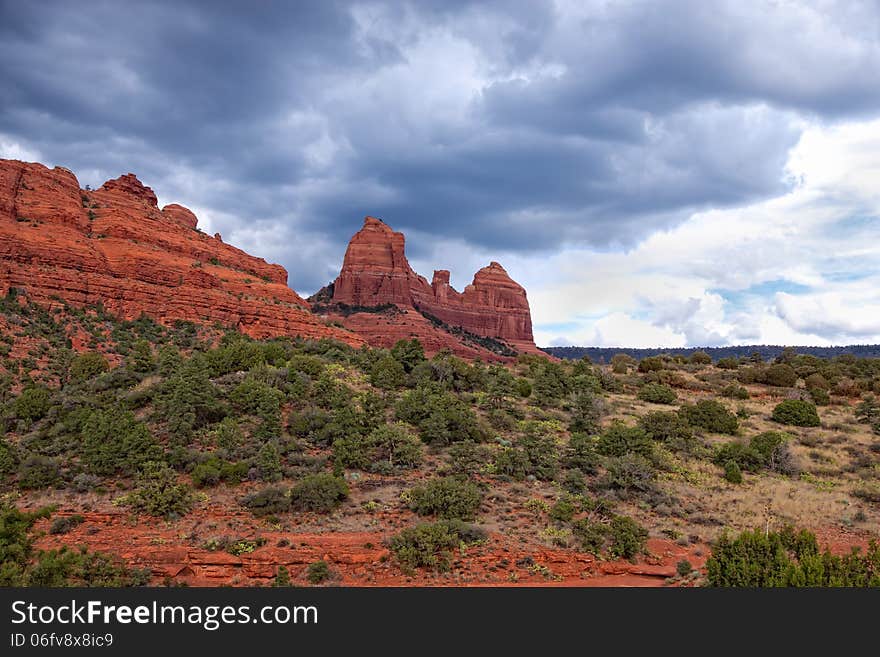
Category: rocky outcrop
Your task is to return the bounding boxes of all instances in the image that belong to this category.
[319,216,540,359]
[413,261,535,350]
[332,216,424,306]
[0,159,362,346]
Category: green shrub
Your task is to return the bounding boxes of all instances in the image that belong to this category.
[191,460,221,487]
[390,339,425,373]
[676,560,693,576]
[397,389,486,445]
[602,454,658,495]
[568,390,603,433]
[81,408,162,476]
[290,474,348,513]
[762,363,798,387]
[513,378,532,398]
[333,423,422,472]
[705,527,880,587]
[0,437,17,475]
[637,356,666,373]
[637,383,677,404]
[273,565,291,587]
[549,497,577,523]
[532,362,569,406]
[750,431,787,462]
[159,356,223,439]
[565,433,600,474]
[25,547,150,587]
[12,386,51,422]
[638,411,694,450]
[445,440,492,476]
[572,514,647,560]
[713,441,764,473]
[370,355,406,390]
[809,387,831,406]
[389,520,485,572]
[69,352,109,381]
[572,518,609,555]
[494,428,560,481]
[122,462,194,520]
[288,354,325,378]
[680,399,738,434]
[608,515,649,559]
[723,460,743,484]
[256,442,282,482]
[49,515,84,535]
[213,461,244,484]
[721,384,749,399]
[407,476,482,521]
[716,357,739,370]
[307,560,331,584]
[597,421,653,458]
[241,486,291,516]
[0,505,53,585]
[128,339,155,373]
[804,373,830,391]
[690,351,712,365]
[772,399,820,427]
[18,456,62,489]
[611,353,635,374]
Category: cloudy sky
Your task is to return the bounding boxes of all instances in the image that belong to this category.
[2,1,880,348]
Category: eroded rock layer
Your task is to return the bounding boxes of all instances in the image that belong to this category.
[325,216,541,358]
[0,159,361,345]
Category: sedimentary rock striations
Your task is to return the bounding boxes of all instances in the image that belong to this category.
[318,216,540,359]
[0,159,361,345]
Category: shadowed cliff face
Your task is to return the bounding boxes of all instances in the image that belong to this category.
[0,158,362,346]
[327,216,538,358]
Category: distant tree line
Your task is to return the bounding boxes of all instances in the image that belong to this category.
[543,344,880,363]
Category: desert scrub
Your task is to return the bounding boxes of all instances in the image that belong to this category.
[712,431,800,477]
[705,527,880,587]
[120,462,194,520]
[572,514,648,560]
[241,485,291,516]
[389,520,486,573]
[679,399,739,434]
[307,560,331,584]
[638,411,695,452]
[406,476,483,521]
[721,384,749,400]
[637,383,677,405]
[772,399,820,427]
[596,421,653,458]
[290,473,348,512]
[0,505,148,587]
[49,515,84,535]
[332,422,423,472]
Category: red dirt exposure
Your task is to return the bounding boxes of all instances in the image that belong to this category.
[29,509,713,588]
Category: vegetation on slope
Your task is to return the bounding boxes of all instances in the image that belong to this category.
[1,290,879,586]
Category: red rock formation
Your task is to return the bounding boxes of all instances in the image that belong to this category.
[0,159,362,346]
[332,216,425,306]
[322,216,542,359]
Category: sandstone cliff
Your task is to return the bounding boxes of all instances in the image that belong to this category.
[0,159,361,346]
[317,216,541,359]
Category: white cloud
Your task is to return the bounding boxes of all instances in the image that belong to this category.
[525,116,880,347]
[0,135,43,163]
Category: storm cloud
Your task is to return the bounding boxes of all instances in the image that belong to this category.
[2,1,880,345]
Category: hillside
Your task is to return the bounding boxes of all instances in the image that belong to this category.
[2,294,878,587]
